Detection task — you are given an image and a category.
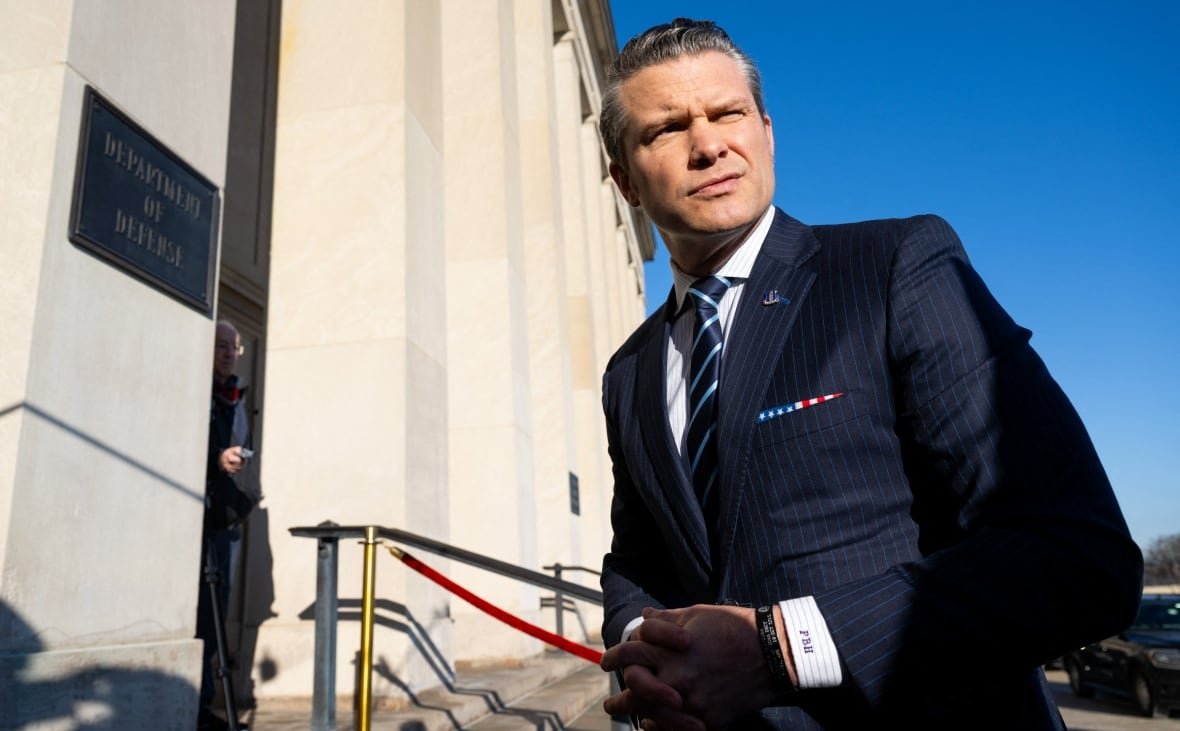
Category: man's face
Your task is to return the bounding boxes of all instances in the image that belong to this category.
[213,324,240,382]
[610,51,775,276]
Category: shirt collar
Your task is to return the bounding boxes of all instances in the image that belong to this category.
[671,205,776,311]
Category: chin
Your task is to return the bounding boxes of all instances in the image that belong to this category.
[691,206,762,234]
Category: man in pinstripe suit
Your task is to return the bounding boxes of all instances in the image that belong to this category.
[597,19,1142,729]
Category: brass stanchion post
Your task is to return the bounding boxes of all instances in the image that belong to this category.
[357,526,378,731]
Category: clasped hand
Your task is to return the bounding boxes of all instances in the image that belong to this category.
[600,604,779,730]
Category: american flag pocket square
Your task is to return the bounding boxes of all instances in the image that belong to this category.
[756,392,844,424]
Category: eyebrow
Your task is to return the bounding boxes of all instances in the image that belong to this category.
[637,95,756,129]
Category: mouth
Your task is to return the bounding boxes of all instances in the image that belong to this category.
[689,172,741,197]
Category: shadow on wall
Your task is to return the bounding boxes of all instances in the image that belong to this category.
[0,401,282,719]
[0,600,197,730]
[0,401,205,727]
[229,503,279,707]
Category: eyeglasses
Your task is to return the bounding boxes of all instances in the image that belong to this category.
[215,341,245,356]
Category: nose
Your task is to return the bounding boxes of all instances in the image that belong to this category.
[688,119,727,168]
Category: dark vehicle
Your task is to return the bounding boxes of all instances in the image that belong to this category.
[1065,594,1180,717]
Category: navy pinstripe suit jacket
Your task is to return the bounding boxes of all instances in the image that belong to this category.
[600,209,1142,728]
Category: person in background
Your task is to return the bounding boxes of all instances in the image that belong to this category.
[197,320,257,730]
[596,18,1142,729]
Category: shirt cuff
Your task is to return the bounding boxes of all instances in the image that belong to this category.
[620,615,645,643]
[779,596,842,688]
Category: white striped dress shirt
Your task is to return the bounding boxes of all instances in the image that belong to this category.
[648,205,843,689]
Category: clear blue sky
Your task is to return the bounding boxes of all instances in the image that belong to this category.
[609,2,1179,551]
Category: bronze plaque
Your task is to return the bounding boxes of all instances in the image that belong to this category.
[69,87,220,314]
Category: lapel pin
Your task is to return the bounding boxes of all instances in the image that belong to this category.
[761,290,788,306]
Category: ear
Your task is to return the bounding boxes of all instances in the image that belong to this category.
[609,161,641,207]
[763,113,775,159]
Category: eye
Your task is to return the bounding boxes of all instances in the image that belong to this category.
[650,123,684,141]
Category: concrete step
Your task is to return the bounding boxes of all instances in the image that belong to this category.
[243,648,612,730]
[465,662,610,730]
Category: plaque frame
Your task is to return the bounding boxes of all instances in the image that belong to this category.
[69,86,221,315]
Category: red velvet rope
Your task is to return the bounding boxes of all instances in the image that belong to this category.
[388,546,603,664]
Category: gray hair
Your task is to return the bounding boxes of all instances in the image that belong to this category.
[600,18,766,167]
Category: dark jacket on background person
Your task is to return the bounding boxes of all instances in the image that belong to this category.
[205,375,254,531]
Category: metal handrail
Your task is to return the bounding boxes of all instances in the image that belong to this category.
[289,522,604,731]
[291,523,603,603]
[542,562,601,576]
[541,563,602,639]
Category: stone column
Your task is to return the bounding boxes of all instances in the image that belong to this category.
[0,0,235,724]
[510,1,585,599]
[440,0,541,662]
[258,0,450,699]
[553,33,617,602]
[573,119,615,550]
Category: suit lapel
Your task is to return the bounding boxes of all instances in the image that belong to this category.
[635,293,713,574]
[714,212,820,583]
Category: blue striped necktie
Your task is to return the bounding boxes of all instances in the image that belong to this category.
[685,275,731,512]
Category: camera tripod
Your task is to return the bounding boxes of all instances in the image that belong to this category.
[202,538,247,731]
